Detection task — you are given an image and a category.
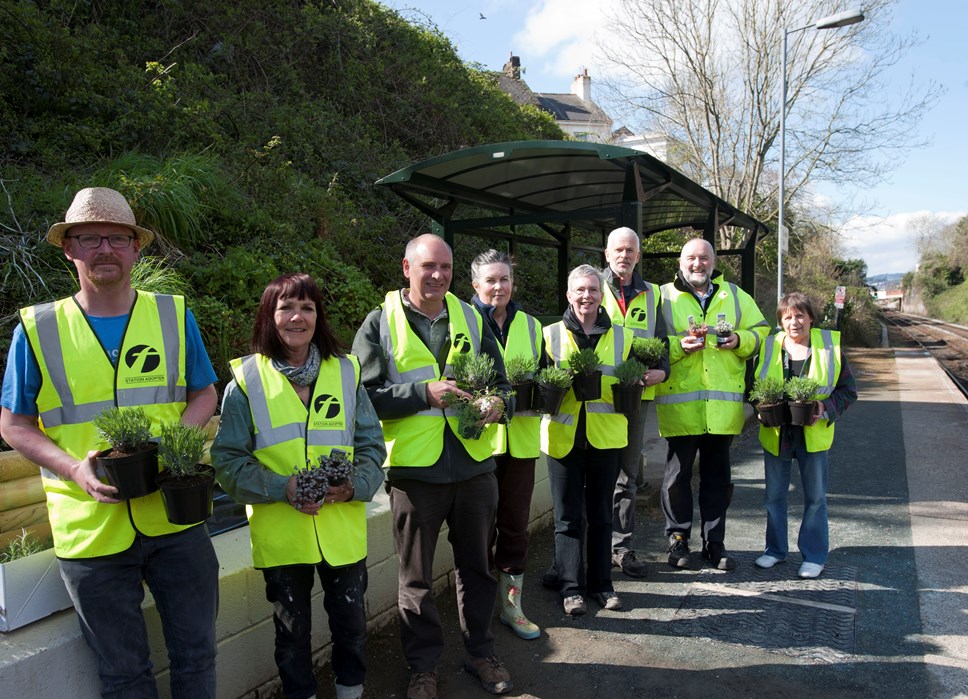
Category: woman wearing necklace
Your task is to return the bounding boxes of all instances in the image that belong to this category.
[212,273,386,699]
[752,293,857,579]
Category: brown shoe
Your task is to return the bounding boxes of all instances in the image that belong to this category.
[407,671,438,699]
[463,655,513,694]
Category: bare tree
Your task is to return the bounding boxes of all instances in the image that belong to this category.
[598,0,942,249]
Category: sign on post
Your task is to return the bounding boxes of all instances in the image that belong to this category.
[834,285,846,309]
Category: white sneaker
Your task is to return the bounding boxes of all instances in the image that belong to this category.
[798,562,825,579]
[754,554,784,569]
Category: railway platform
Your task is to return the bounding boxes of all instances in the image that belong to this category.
[355,344,968,699]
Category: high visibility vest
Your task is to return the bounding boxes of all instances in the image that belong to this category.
[602,280,661,400]
[539,323,631,458]
[19,292,190,558]
[230,353,365,567]
[755,328,842,455]
[654,280,769,437]
[378,291,496,466]
[493,311,542,459]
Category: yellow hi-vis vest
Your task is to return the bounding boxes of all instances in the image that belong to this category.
[378,291,496,466]
[19,292,189,558]
[602,280,660,400]
[539,323,631,459]
[230,353,365,568]
[655,280,769,437]
[755,328,842,456]
[493,311,542,459]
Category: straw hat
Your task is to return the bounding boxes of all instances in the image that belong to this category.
[47,187,155,247]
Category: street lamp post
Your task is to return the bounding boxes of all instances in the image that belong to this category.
[777,8,865,304]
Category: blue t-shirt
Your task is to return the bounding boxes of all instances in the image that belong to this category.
[1,308,218,416]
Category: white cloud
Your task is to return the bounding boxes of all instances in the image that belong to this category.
[840,210,965,277]
[512,0,617,82]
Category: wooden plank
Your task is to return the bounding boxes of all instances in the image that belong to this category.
[0,502,49,533]
[0,450,40,483]
[0,522,53,549]
[0,476,46,512]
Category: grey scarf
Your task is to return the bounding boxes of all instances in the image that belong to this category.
[271,342,321,386]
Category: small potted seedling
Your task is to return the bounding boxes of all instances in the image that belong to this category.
[0,528,73,632]
[504,355,537,412]
[631,337,666,369]
[93,406,159,499]
[534,366,572,416]
[292,451,355,507]
[444,352,504,440]
[749,376,787,427]
[715,317,734,346]
[687,315,708,340]
[156,422,215,524]
[612,357,647,416]
[566,347,603,402]
[785,377,822,427]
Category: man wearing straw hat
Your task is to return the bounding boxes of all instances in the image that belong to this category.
[0,187,220,697]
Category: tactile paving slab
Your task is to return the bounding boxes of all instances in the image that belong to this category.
[671,552,857,662]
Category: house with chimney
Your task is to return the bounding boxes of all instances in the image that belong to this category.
[496,53,669,159]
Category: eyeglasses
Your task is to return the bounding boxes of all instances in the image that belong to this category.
[66,233,136,249]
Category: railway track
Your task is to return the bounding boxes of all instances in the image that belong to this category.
[882,310,968,398]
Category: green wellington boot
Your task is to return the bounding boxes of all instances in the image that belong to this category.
[498,572,540,640]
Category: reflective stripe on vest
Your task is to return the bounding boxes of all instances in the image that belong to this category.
[20,292,190,558]
[756,328,841,455]
[496,311,542,459]
[539,322,629,458]
[230,353,366,567]
[378,291,495,466]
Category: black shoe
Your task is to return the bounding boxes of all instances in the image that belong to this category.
[541,565,560,589]
[702,542,737,571]
[612,550,648,578]
[667,534,700,569]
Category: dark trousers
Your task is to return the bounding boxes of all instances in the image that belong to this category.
[612,403,651,555]
[263,559,368,698]
[389,473,498,672]
[661,433,735,544]
[548,445,622,597]
[491,453,537,574]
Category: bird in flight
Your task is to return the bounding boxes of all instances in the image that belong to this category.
[480,13,487,20]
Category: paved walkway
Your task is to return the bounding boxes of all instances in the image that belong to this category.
[331,347,968,699]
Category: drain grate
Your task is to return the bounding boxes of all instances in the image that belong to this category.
[671,552,857,662]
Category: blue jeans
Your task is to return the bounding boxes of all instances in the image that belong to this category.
[58,525,219,699]
[763,447,830,564]
[263,560,368,698]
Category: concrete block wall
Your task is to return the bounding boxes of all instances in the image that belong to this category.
[0,457,553,699]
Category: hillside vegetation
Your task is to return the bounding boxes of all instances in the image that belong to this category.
[0,0,563,382]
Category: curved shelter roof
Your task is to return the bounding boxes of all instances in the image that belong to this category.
[376,140,769,301]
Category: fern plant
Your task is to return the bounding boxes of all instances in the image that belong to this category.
[93,406,153,454]
[450,352,497,393]
[614,357,647,386]
[535,366,573,390]
[631,337,665,368]
[749,376,785,406]
[158,423,208,478]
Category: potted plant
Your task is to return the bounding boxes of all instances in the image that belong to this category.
[631,337,666,369]
[749,376,787,427]
[785,377,821,427]
[444,352,504,440]
[92,406,159,500]
[566,347,603,402]
[534,366,572,416]
[0,529,73,632]
[504,355,537,412]
[687,315,708,341]
[715,318,734,346]
[292,451,355,505]
[612,357,647,416]
[156,422,215,525]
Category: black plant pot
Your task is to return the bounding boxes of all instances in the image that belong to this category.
[571,371,602,402]
[97,443,159,500]
[536,384,567,416]
[788,401,814,427]
[157,466,215,525]
[512,381,534,412]
[612,383,644,416]
[756,401,787,428]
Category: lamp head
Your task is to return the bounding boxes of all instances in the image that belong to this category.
[815,9,865,29]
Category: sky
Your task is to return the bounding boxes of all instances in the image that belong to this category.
[383,0,967,276]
